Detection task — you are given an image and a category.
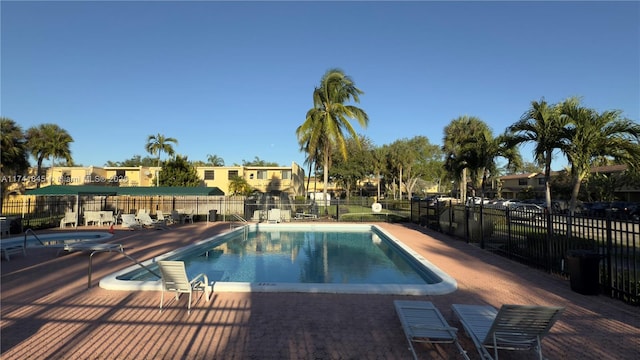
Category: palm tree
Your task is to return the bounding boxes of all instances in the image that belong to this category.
[1,118,30,208]
[507,98,569,215]
[561,100,640,214]
[1,118,29,176]
[25,124,73,188]
[145,133,178,186]
[442,116,491,201]
[296,68,369,212]
[206,154,225,166]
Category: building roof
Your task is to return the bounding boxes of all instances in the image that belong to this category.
[25,185,224,196]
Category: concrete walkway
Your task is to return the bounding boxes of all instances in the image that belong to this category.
[1,222,638,359]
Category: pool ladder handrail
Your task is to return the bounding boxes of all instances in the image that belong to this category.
[88,248,161,288]
[229,214,247,229]
[24,228,46,251]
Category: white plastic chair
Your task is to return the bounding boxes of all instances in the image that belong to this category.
[158,260,211,314]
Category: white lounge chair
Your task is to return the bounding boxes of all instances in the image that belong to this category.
[137,212,167,229]
[394,300,469,360]
[60,211,78,228]
[267,208,281,223]
[451,304,564,360]
[100,211,115,226]
[158,260,211,314]
[121,214,142,230]
[83,211,103,226]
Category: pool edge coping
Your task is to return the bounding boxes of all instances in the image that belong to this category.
[99,224,458,296]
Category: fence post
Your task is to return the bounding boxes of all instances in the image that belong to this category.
[479,204,485,249]
[605,212,613,298]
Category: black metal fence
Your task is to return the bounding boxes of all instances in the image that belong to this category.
[1,195,410,232]
[411,199,640,306]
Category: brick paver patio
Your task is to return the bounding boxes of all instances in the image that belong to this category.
[1,222,638,359]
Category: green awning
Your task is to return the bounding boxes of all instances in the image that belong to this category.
[25,185,224,196]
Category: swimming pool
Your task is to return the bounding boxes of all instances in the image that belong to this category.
[101,224,457,295]
[2,231,113,248]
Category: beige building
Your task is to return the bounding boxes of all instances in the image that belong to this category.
[3,162,305,199]
[498,164,638,201]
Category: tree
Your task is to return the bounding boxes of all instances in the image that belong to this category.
[25,123,73,188]
[296,68,369,212]
[242,157,279,167]
[145,133,178,186]
[442,116,491,201]
[206,154,225,166]
[105,155,156,167]
[1,118,29,177]
[507,98,569,215]
[1,118,30,208]
[160,155,200,187]
[561,99,640,214]
[228,175,254,196]
[329,135,374,198]
[370,146,388,200]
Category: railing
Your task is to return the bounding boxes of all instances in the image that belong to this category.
[88,249,161,289]
[411,200,640,306]
[228,214,247,229]
[24,228,46,250]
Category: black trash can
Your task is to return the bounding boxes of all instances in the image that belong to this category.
[208,210,217,222]
[566,250,601,295]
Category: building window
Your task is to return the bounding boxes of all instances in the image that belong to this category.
[518,179,528,186]
[116,170,126,178]
[538,178,546,185]
[204,170,215,180]
[257,170,267,180]
[282,170,291,180]
[250,174,254,179]
[228,170,239,179]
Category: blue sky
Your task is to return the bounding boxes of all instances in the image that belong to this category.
[2,1,638,172]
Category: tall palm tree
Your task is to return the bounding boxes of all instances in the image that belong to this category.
[507,98,569,215]
[25,123,73,188]
[296,68,369,211]
[442,116,491,201]
[145,133,178,186]
[562,100,640,214]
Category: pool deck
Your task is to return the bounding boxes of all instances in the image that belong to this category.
[1,222,638,359]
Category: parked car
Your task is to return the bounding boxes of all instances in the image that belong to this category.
[509,204,545,221]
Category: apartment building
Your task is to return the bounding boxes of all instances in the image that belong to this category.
[2,162,305,199]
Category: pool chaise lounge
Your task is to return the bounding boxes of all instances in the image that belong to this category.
[57,242,124,256]
[394,300,469,360]
[451,303,564,360]
[1,243,26,261]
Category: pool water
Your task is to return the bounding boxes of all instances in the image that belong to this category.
[102,224,457,295]
[126,228,436,284]
[3,231,113,247]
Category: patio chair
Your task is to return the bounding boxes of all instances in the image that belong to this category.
[121,214,142,230]
[158,260,211,314]
[60,211,78,228]
[157,210,174,225]
[182,209,194,224]
[394,300,469,360]
[267,208,281,223]
[451,304,564,360]
[100,211,115,226]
